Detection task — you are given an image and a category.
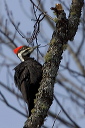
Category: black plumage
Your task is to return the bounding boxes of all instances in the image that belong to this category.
[14,46,42,116]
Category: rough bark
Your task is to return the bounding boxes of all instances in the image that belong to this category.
[23,0,84,128]
[68,0,84,40]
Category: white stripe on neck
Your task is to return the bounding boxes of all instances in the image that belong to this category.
[18,52,24,62]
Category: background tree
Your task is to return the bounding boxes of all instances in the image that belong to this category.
[0,0,85,128]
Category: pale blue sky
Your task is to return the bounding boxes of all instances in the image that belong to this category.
[0,0,85,128]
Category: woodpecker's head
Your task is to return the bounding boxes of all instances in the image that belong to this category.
[13,45,37,61]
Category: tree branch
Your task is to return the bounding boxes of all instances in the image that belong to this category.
[54,95,80,128]
[23,4,67,128]
[68,0,84,40]
[23,1,84,128]
[0,91,27,117]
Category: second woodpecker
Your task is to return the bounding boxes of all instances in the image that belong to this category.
[13,45,42,116]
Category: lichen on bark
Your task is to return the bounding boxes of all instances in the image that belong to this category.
[23,1,84,128]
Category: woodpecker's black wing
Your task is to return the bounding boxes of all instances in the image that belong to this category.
[14,58,42,116]
[14,62,30,103]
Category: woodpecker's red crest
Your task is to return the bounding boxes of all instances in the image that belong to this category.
[13,46,24,54]
[13,46,38,55]
[14,45,42,116]
[13,45,38,62]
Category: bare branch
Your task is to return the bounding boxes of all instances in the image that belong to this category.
[54,95,80,128]
[0,91,27,117]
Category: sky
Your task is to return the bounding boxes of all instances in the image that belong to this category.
[0,0,85,128]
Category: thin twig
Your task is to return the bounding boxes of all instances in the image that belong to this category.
[52,110,61,128]
[0,91,27,117]
[54,95,80,128]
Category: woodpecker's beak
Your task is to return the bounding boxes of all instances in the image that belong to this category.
[16,45,40,61]
[27,45,39,53]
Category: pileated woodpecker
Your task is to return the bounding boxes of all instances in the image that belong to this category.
[13,46,42,116]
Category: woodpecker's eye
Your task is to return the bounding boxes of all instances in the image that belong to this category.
[22,50,29,56]
[22,46,27,50]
